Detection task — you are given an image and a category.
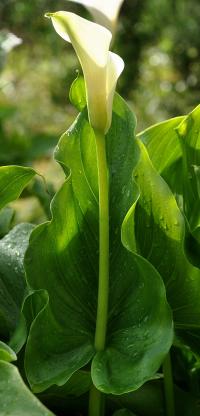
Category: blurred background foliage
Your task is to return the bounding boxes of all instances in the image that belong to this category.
[0,0,200,225]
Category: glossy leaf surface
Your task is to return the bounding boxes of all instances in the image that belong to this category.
[40,370,92,397]
[131,135,200,352]
[137,116,184,177]
[0,341,16,362]
[0,361,54,416]
[138,106,200,236]
[0,223,34,342]
[25,90,172,394]
[137,116,184,208]
[175,106,200,224]
[174,106,200,269]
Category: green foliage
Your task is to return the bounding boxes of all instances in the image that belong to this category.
[0,166,35,344]
[0,207,14,237]
[126,139,200,351]
[109,378,200,416]
[0,166,35,211]
[1,70,200,414]
[0,341,16,362]
[138,107,200,354]
[0,105,58,165]
[0,222,34,344]
[0,361,55,416]
[24,92,172,394]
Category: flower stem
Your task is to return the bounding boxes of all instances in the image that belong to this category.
[94,130,109,351]
[163,351,175,416]
[88,130,109,416]
[89,385,105,416]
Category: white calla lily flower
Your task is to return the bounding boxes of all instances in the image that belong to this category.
[66,0,124,34]
[46,11,124,133]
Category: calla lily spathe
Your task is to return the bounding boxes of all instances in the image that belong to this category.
[66,0,124,34]
[46,11,124,134]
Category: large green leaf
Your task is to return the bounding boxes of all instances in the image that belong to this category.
[38,370,92,398]
[0,165,36,347]
[140,104,200,236]
[174,106,200,268]
[137,116,184,176]
[122,139,200,352]
[0,223,34,344]
[0,165,35,211]
[137,116,184,206]
[175,105,200,229]
[0,360,54,415]
[25,92,172,394]
[138,107,200,268]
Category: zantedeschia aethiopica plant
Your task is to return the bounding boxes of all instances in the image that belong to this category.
[29,9,173,416]
[1,4,200,416]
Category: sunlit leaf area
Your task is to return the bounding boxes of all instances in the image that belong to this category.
[1,1,200,416]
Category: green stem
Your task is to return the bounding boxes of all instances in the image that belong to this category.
[89,385,105,416]
[94,130,109,351]
[163,351,175,416]
[88,130,109,416]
